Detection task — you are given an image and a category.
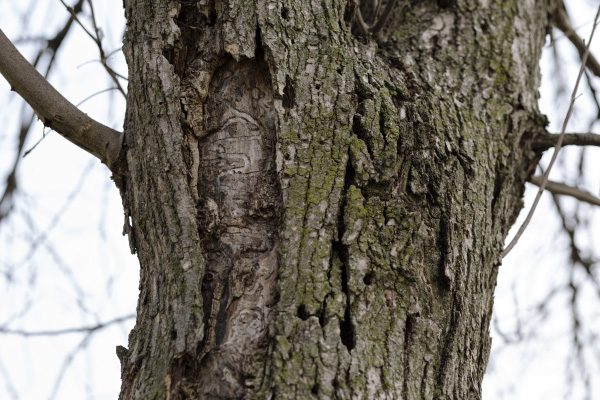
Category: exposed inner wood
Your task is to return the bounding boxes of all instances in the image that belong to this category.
[194,58,281,398]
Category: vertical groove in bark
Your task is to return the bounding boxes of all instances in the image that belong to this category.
[193,57,281,398]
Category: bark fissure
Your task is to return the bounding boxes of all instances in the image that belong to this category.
[402,313,417,399]
[337,146,357,354]
[338,241,355,352]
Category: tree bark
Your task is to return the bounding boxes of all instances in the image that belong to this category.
[117,0,549,398]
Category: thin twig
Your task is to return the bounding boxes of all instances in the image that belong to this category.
[370,0,397,34]
[383,0,409,39]
[75,87,121,106]
[0,314,135,336]
[583,69,600,118]
[22,129,50,158]
[48,333,93,400]
[58,0,96,42]
[373,0,382,21]
[543,162,600,287]
[77,57,128,80]
[502,5,600,258]
[58,0,126,97]
[356,0,402,36]
[17,161,95,266]
[356,7,370,35]
[0,357,18,400]
[86,0,127,95]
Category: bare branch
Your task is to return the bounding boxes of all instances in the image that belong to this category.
[533,132,600,150]
[502,5,600,258]
[383,0,409,39]
[583,69,600,119]
[0,314,135,337]
[547,181,600,291]
[369,0,397,34]
[1,2,85,224]
[552,1,600,78]
[59,0,127,97]
[529,176,600,207]
[356,7,370,35]
[0,29,124,170]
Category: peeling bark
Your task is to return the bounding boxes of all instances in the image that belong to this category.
[118,0,550,398]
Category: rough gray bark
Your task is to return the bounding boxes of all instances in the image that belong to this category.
[117,0,549,398]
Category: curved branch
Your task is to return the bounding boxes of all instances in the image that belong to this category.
[552,3,600,78]
[356,8,370,35]
[533,132,600,150]
[0,29,124,170]
[356,0,402,36]
[369,0,397,34]
[529,176,600,207]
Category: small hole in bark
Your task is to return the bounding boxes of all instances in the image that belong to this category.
[297,304,309,320]
[363,272,375,285]
[272,293,281,305]
[340,316,355,351]
[162,47,174,65]
[318,301,326,327]
[282,76,295,110]
[437,0,455,8]
[352,114,364,139]
[318,313,325,327]
[339,260,356,351]
[311,384,319,396]
[282,6,289,20]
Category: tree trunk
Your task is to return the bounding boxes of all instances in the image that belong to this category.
[117,0,549,398]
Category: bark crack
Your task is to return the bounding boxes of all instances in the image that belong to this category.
[336,158,357,353]
[402,313,417,399]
